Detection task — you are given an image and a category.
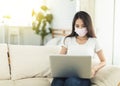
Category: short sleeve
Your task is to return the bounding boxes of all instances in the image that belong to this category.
[95,38,102,52]
[60,37,69,48]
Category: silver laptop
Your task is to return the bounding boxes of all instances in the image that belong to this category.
[49,55,91,79]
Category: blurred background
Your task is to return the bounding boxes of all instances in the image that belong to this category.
[0,0,120,65]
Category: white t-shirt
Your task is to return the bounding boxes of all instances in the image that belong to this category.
[61,37,101,58]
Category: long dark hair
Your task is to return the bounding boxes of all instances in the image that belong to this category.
[66,11,96,38]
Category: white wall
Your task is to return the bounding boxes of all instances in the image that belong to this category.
[0,25,5,43]
[113,0,120,65]
[79,0,95,24]
[47,0,76,29]
[95,0,114,64]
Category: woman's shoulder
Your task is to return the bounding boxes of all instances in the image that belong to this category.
[61,36,75,47]
[64,36,75,41]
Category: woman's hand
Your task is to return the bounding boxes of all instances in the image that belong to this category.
[91,67,97,78]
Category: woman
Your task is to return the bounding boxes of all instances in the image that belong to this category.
[51,11,106,86]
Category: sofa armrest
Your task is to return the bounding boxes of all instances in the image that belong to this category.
[91,65,120,86]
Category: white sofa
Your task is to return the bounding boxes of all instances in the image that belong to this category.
[0,43,120,86]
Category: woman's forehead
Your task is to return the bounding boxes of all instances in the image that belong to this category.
[75,18,84,25]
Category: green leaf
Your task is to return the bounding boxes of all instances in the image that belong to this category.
[41,5,49,11]
[32,9,35,16]
[32,4,53,43]
[45,14,53,23]
[36,12,44,21]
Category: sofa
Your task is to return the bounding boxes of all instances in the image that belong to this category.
[0,43,120,86]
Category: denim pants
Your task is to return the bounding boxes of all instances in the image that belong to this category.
[51,77,91,86]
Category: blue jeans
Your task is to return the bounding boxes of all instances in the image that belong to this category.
[51,77,91,86]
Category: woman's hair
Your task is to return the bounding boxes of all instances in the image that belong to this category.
[66,11,96,38]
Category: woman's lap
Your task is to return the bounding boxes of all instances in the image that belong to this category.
[51,77,91,86]
[51,78,66,86]
[64,77,82,86]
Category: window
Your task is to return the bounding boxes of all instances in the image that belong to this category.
[0,0,45,26]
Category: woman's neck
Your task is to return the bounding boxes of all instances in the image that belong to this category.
[77,36,88,41]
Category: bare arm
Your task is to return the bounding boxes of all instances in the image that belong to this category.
[91,50,106,78]
[93,50,106,72]
[60,46,67,54]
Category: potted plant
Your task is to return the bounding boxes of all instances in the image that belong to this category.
[32,5,53,45]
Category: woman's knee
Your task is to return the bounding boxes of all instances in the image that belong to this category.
[64,77,81,86]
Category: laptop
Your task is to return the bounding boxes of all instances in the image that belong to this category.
[49,55,91,79]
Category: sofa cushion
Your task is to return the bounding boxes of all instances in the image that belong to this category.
[9,45,60,80]
[0,44,10,79]
[0,80,14,86]
[91,65,120,86]
[15,78,50,86]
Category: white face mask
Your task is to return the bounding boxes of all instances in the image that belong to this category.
[75,27,88,37]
